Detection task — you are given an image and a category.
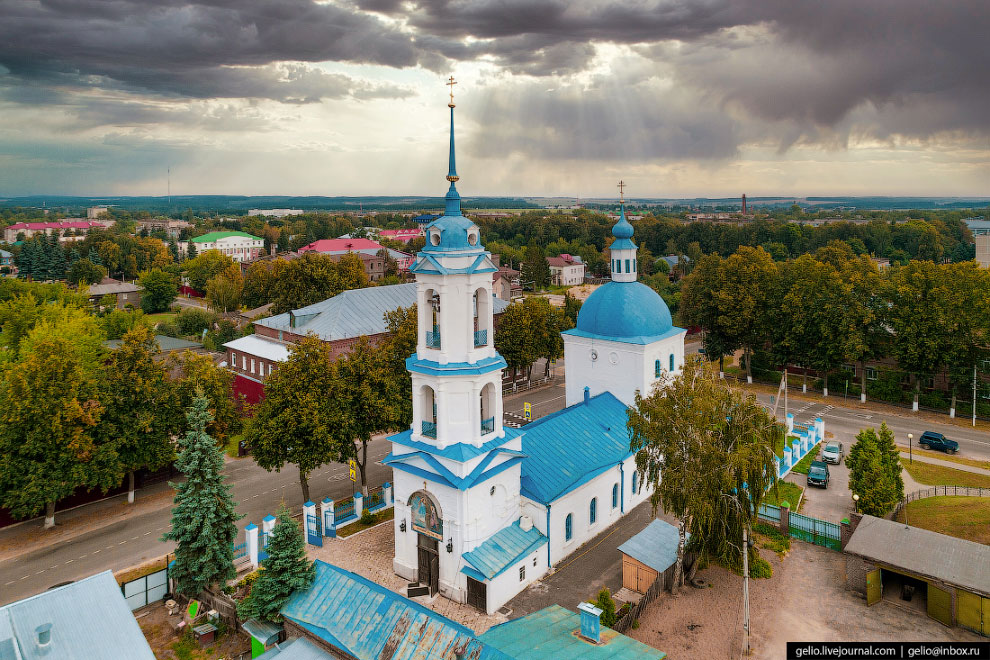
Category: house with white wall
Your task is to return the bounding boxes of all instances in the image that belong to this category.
[183,231,263,262]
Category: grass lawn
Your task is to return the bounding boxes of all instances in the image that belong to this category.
[336,507,394,538]
[899,447,990,471]
[900,458,990,489]
[764,480,804,510]
[893,496,990,544]
[790,442,821,475]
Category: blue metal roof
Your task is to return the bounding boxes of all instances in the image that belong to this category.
[612,205,635,239]
[390,429,520,462]
[519,392,633,504]
[0,571,155,660]
[571,281,676,344]
[616,520,687,574]
[479,605,665,659]
[256,637,332,660]
[281,561,509,660]
[609,238,637,251]
[383,442,525,490]
[406,354,507,377]
[256,283,508,341]
[462,520,548,581]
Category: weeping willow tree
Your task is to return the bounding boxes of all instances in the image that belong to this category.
[628,357,781,594]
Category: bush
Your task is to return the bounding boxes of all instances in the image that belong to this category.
[175,307,217,335]
[631,619,640,630]
[595,587,617,628]
[156,320,181,338]
[749,547,773,579]
[360,509,375,525]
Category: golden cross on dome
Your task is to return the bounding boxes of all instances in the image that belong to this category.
[447,76,457,107]
[617,180,626,203]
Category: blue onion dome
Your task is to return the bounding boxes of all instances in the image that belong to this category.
[576,281,673,340]
[421,215,483,253]
[612,207,634,239]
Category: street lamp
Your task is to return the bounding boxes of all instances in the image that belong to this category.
[908,433,913,464]
[852,493,859,513]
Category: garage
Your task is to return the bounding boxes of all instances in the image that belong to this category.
[617,520,686,594]
[845,515,990,635]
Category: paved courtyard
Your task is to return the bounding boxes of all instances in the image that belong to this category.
[628,541,982,659]
[307,521,507,634]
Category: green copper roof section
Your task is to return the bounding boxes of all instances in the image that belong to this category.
[191,231,261,243]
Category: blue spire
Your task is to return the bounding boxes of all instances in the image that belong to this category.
[443,100,462,217]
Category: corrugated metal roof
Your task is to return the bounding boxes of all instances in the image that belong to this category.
[223,335,291,362]
[256,283,508,342]
[462,520,548,581]
[520,392,633,504]
[845,515,990,596]
[479,605,665,659]
[0,570,155,660]
[281,561,510,660]
[191,231,261,243]
[242,618,283,646]
[256,637,332,660]
[86,282,142,296]
[617,520,686,574]
[105,335,201,353]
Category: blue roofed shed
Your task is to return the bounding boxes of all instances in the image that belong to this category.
[0,570,155,660]
[280,561,510,660]
[617,520,686,593]
[255,637,333,660]
[479,605,665,659]
[519,391,633,504]
[461,520,548,582]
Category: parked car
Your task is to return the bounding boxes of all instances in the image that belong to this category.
[807,461,830,488]
[822,441,843,464]
[918,431,959,454]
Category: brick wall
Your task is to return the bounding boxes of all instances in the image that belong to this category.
[844,555,874,595]
[282,619,351,659]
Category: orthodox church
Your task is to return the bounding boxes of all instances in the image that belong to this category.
[384,85,686,615]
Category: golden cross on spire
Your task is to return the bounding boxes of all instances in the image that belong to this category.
[617,180,626,203]
[447,76,457,107]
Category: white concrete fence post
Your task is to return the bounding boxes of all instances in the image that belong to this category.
[353,492,364,520]
[245,524,259,570]
[786,413,794,434]
[383,482,393,506]
[262,514,276,554]
[321,497,334,532]
[303,501,316,544]
[815,417,824,439]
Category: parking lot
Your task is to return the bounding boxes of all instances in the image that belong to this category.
[785,442,855,522]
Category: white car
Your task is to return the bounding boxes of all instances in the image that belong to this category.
[822,441,843,464]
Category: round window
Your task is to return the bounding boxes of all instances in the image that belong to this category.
[609,351,619,364]
[468,232,478,246]
[430,231,441,246]
[589,349,598,362]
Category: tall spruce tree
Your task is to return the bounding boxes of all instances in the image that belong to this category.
[162,393,241,596]
[236,503,315,623]
[845,422,904,517]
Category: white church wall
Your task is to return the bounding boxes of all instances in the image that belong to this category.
[415,269,497,367]
[546,465,625,567]
[563,335,646,408]
[485,543,549,615]
[644,331,688,397]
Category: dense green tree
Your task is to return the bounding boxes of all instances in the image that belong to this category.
[494,301,539,384]
[524,297,569,379]
[941,262,990,415]
[184,250,234,292]
[170,350,241,442]
[520,244,550,290]
[270,252,368,314]
[206,264,244,313]
[0,337,102,528]
[175,307,217,336]
[67,258,106,286]
[97,326,182,504]
[716,247,778,382]
[628,358,779,593]
[562,292,582,326]
[100,308,149,340]
[246,336,343,503]
[161,394,241,596]
[139,268,179,313]
[679,254,735,373]
[382,304,417,428]
[236,503,315,623]
[846,423,903,517]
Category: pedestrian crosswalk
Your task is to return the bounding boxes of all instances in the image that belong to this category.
[503,411,529,428]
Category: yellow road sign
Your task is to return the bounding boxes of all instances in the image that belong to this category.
[349,468,356,482]
[348,459,356,469]
[524,402,532,421]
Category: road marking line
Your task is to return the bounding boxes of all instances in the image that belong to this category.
[131,536,138,540]
[144,531,151,535]
[92,550,100,554]
[64,559,73,564]
[19,576,29,580]
[118,541,127,545]
[35,570,45,575]
[4,581,13,586]
[78,554,87,559]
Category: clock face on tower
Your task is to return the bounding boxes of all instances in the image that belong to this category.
[589,349,598,362]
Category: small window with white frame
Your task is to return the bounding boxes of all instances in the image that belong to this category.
[865,367,878,381]
[519,565,525,581]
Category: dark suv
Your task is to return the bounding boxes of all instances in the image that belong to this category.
[807,461,830,488]
[918,431,959,454]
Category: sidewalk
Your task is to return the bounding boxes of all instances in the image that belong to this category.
[0,480,175,563]
[897,451,990,476]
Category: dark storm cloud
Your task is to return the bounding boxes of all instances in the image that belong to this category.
[0,0,420,102]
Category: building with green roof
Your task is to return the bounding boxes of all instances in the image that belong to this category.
[184,231,264,262]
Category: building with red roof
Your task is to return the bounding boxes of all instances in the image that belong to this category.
[298,238,414,271]
[4,220,115,243]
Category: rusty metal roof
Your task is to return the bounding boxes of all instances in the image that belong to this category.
[845,515,990,596]
[281,561,510,660]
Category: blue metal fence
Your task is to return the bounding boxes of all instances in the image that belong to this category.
[336,497,355,522]
[422,420,437,438]
[232,542,247,560]
[480,417,495,435]
[306,513,323,548]
[426,330,441,349]
[789,511,841,550]
[757,503,781,523]
[366,486,385,511]
[473,329,487,347]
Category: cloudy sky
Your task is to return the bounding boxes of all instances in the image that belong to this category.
[1,0,988,198]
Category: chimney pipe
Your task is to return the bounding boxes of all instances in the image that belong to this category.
[578,602,603,644]
[36,623,52,655]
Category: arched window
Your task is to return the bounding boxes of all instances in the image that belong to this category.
[624,258,631,273]
[633,258,637,272]
[632,471,638,495]
[590,498,597,525]
[565,514,573,541]
[480,382,496,435]
[655,359,661,378]
[612,484,618,509]
[670,354,675,372]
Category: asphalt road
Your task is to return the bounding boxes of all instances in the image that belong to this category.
[0,438,394,605]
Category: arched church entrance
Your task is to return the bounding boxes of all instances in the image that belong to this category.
[408,490,442,596]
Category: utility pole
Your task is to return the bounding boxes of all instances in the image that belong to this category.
[742,527,751,656]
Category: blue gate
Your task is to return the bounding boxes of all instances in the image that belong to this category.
[259,531,269,561]
[306,513,323,547]
[323,509,336,538]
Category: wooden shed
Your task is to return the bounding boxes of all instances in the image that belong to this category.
[618,520,686,594]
